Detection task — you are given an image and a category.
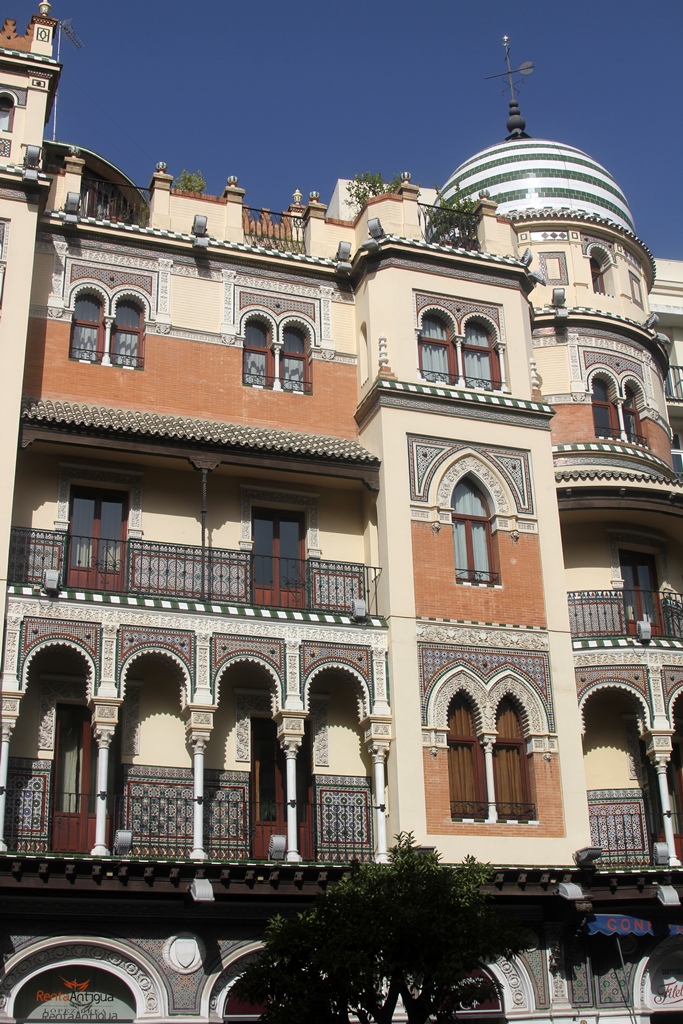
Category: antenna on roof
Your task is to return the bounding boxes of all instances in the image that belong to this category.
[51,18,84,143]
[484,36,533,141]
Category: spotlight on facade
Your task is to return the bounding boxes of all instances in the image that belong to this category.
[42,568,61,594]
[192,215,209,248]
[556,881,585,901]
[573,846,602,867]
[657,885,680,906]
[528,270,546,287]
[636,620,652,645]
[23,144,41,182]
[335,241,353,273]
[113,829,133,856]
[520,247,533,266]
[350,598,367,622]
[552,287,566,307]
[64,191,81,225]
[189,877,215,902]
[644,312,659,330]
[367,218,385,240]
[268,835,287,861]
[653,842,670,866]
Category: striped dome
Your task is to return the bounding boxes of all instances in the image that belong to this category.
[442,138,634,234]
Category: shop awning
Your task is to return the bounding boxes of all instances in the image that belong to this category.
[586,914,655,935]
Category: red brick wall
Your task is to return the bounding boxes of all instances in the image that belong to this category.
[23,318,360,438]
[551,402,673,467]
[423,747,565,838]
[411,522,546,626]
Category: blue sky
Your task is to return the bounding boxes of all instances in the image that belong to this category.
[9,0,682,258]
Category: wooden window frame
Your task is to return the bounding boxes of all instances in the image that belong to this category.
[418,315,456,384]
[0,94,14,133]
[243,319,273,388]
[451,480,497,585]
[591,377,620,440]
[111,299,145,369]
[590,255,606,295]
[67,486,129,591]
[462,320,500,390]
[447,695,487,819]
[492,699,532,820]
[622,386,642,443]
[280,325,309,393]
[70,293,104,363]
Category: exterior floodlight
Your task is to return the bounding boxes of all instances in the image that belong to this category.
[113,829,133,856]
[42,568,61,594]
[350,598,367,622]
[552,287,566,307]
[23,144,41,181]
[64,191,81,224]
[653,842,669,866]
[367,217,385,240]
[528,270,546,287]
[657,885,680,906]
[335,241,352,262]
[189,877,214,902]
[557,881,585,901]
[573,846,602,867]
[192,215,209,248]
[636,620,652,645]
[644,312,659,330]
[268,835,287,861]
[656,332,673,349]
[361,238,380,254]
[520,247,533,266]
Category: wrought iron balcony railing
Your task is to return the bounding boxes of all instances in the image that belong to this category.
[8,527,381,614]
[595,426,649,447]
[5,791,375,863]
[242,370,312,394]
[420,367,498,392]
[496,801,537,822]
[80,177,151,227]
[242,206,306,254]
[450,800,536,822]
[417,204,480,251]
[666,366,683,401]
[568,589,683,639]
[456,568,500,585]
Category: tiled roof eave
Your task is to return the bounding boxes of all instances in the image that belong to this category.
[21,398,380,472]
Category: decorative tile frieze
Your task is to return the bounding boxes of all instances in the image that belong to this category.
[69,262,154,295]
[583,348,643,381]
[302,642,372,702]
[21,617,100,684]
[662,665,683,716]
[239,289,316,321]
[575,665,649,703]
[213,634,285,695]
[537,251,569,286]
[414,290,502,336]
[118,626,195,681]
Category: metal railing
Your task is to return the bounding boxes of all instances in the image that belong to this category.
[9,528,381,614]
[420,367,498,392]
[242,370,313,394]
[6,791,375,863]
[595,425,649,447]
[568,589,683,639]
[451,800,489,820]
[589,806,653,866]
[69,347,144,369]
[243,206,306,254]
[456,568,500,585]
[496,801,536,821]
[80,178,151,227]
[417,204,480,251]
[666,366,683,401]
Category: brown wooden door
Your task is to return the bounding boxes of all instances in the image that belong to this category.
[52,705,97,853]
[620,549,659,634]
[67,488,128,591]
[251,717,311,859]
[252,510,305,608]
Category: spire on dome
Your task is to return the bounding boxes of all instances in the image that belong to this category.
[485,36,533,141]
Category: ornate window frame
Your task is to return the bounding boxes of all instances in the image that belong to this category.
[56,463,144,538]
[240,486,320,556]
[607,528,669,589]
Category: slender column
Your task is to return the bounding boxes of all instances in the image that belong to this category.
[481,735,498,823]
[496,344,507,391]
[190,734,208,860]
[654,756,681,866]
[91,726,114,856]
[272,340,283,391]
[102,315,114,366]
[371,743,389,863]
[284,740,301,862]
[615,398,627,441]
[454,336,465,385]
[0,717,17,853]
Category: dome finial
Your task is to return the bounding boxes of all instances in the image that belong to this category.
[486,36,532,141]
[506,98,529,140]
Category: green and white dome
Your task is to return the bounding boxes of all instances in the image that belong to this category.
[442,137,635,234]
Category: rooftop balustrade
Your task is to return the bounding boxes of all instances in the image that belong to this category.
[417,203,480,251]
[9,527,381,616]
[242,206,306,253]
[80,177,151,227]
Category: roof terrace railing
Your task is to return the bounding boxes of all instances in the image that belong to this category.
[242,206,306,254]
[80,177,151,227]
[417,203,480,251]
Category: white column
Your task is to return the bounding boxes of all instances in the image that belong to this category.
[90,726,114,856]
[272,340,282,391]
[615,398,627,441]
[284,741,301,862]
[455,336,465,385]
[496,344,507,391]
[654,756,681,867]
[482,737,498,823]
[102,315,114,366]
[0,718,17,853]
[190,734,207,860]
[371,743,389,864]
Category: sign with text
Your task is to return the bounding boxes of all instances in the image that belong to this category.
[14,967,136,1022]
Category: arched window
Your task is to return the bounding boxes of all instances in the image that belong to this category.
[112,300,144,368]
[463,321,499,390]
[451,478,497,584]
[591,377,619,440]
[70,293,103,362]
[0,94,14,133]
[622,386,643,445]
[447,694,487,820]
[493,699,532,820]
[419,314,454,383]
[281,325,308,393]
[590,255,605,294]
[243,320,272,386]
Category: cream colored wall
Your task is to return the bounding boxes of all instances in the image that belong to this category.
[534,345,571,395]
[170,275,222,333]
[29,253,53,305]
[310,682,370,777]
[583,693,642,790]
[9,681,41,759]
[128,661,190,768]
[331,300,355,356]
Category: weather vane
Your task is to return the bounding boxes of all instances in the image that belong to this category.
[485,37,534,140]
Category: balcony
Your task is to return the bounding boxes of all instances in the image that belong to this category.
[589,806,654,866]
[666,365,683,401]
[242,206,306,254]
[450,800,536,822]
[595,426,649,447]
[417,204,480,251]
[80,177,151,227]
[568,589,683,640]
[5,793,375,863]
[420,367,498,392]
[8,528,381,615]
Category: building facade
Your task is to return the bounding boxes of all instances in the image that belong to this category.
[2,7,683,1024]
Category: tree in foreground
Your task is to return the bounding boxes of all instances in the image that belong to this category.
[235,833,528,1024]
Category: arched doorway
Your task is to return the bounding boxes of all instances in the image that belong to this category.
[13,964,136,1024]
